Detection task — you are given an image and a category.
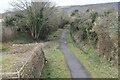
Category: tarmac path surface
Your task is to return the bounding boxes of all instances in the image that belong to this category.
[59,29,91,78]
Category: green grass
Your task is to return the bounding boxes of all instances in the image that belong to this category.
[47,29,63,41]
[66,30,118,78]
[41,44,70,78]
[41,29,71,78]
[0,43,11,52]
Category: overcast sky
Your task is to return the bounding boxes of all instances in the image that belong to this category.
[0,0,119,13]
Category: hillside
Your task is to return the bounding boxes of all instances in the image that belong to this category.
[60,2,118,13]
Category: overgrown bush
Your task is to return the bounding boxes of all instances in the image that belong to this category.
[70,8,118,66]
[93,10,118,65]
[70,9,98,44]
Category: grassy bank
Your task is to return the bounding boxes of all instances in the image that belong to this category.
[66,30,118,78]
[41,29,71,78]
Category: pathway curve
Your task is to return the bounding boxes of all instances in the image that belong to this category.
[59,29,91,78]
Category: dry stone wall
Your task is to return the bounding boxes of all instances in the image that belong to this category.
[19,46,45,78]
[18,46,44,78]
[1,43,45,78]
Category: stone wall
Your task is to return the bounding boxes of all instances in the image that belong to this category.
[18,45,45,78]
[1,43,45,78]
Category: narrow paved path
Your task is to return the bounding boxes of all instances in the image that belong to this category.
[59,29,91,78]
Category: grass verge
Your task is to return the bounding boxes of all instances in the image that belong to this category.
[66,30,118,78]
[41,29,71,78]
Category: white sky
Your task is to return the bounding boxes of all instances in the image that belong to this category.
[0,0,119,13]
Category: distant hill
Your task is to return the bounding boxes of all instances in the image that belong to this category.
[0,2,119,19]
[60,2,119,13]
